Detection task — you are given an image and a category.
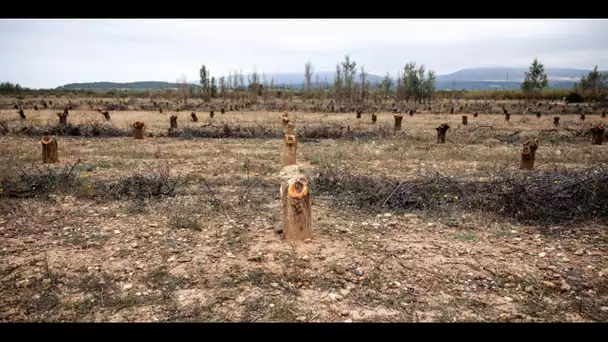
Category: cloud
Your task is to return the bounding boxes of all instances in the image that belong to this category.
[0,19,607,88]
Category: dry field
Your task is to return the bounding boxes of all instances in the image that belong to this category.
[1,101,607,322]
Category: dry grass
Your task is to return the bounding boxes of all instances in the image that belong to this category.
[0,98,607,322]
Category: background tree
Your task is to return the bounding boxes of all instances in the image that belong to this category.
[334,64,343,102]
[575,65,607,94]
[210,77,217,97]
[219,75,226,98]
[521,58,549,96]
[341,55,357,102]
[199,65,210,93]
[380,73,393,98]
[227,70,233,90]
[359,65,368,101]
[304,61,313,93]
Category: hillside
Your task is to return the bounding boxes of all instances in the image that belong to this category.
[56,81,200,91]
[56,67,600,91]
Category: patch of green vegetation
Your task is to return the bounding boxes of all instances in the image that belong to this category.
[455,234,477,241]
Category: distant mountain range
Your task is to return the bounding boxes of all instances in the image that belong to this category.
[56,67,600,92]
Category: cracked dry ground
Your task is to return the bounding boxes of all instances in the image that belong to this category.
[1,134,607,322]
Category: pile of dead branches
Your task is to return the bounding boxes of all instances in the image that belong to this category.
[314,164,608,225]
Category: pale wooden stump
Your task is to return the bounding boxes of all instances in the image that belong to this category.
[41,136,58,164]
[520,138,539,170]
[393,115,403,131]
[133,121,146,139]
[591,124,605,145]
[280,176,312,241]
[283,134,297,166]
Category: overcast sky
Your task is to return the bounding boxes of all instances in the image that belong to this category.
[1,19,607,89]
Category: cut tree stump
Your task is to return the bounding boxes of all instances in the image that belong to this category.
[505,113,511,122]
[520,138,539,170]
[393,114,403,131]
[356,110,362,119]
[170,115,178,129]
[101,111,111,121]
[57,110,68,125]
[462,115,468,125]
[283,134,297,166]
[18,109,25,120]
[553,117,560,126]
[41,136,58,163]
[580,114,585,121]
[280,176,312,241]
[591,124,605,145]
[436,123,450,143]
[371,113,377,124]
[192,112,199,122]
[133,121,146,139]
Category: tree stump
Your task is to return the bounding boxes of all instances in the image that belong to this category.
[133,121,146,139]
[393,114,403,131]
[41,136,58,163]
[580,113,585,121]
[462,115,468,125]
[221,107,225,115]
[553,117,560,126]
[473,112,478,118]
[170,115,178,129]
[283,134,297,166]
[371,113,377,124]
[356,110,362,119]
[536,111,542,118]
[284,122,295,135]
[436,124,450,143]
[450,107,454,114]
[602,109,606,118]
[57,111,68,125]
[18,109,25,120]
[505,113,510,122]
[34,105,38,111]
[159,108,163,114]
[520,138,539,170]
[191,112,199,122]
[280,176,312,241]
[409,109,414,117]
[591,124,605,145]
[210,110,214,118]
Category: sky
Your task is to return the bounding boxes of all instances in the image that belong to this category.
[1,19,607,89]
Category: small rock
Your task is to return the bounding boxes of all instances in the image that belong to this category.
[504,296,513,302]
[328,293,343,301]
[574,249,584,256]
[130,242,138,249]
[538,252,546,258]
[167,256,175,262]
[341,310,350,316]
[269,304,275,308]
[123,283,133,290]
[343,319,353,323]
[247,255,263,262]
[149,223,159,228]
[15,279,29,288]
[296,316,306,322]
[600,306,608,312]
[270,282,279,288]
[177,256,192,263]
[560,280,571,292]
[400,302,409,308]
[114,230,120,234]
[226,252,236,259]
[541,281,556,288]
[337,227,350,233]
[339,289,350,296]
[136,292,142,296]
[354,268,364,276]
[304,239,312,243]
[301,255,310,261]
[524,286,534,293]
[236,296,246,304]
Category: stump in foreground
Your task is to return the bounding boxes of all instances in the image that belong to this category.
[591,124,605,145]
[393,114,403,131]
[462,115,468,125]
[536,111,542,118]
[209,110,214,119]
[133,121,146,139]
[170,115,178,129]
[356,109,362,119]
[220,107,225,115]
[436,123,450,143]
[283,134,297,166]
[505,113,510,122]
[280,176,312,241]
[371,112,377,124]
[580,113,585,121]
[18,109,25,120]
[409,109,414,117]
[520,138,539,170]
[191,112,199,122]
[473,112,478,118]
[553,117,560,126]
[41,136,58,164]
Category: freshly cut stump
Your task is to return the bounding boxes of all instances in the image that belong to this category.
[283,134,297,166]
[280,176,312,241]
[41,136,58,163]
[436,123,450,143]
[462,115,468,125]
[133,121,146,139]
[170,115,178,129]
[520,138,539,170]
[591,124,605,145]
[393,115,403,131]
